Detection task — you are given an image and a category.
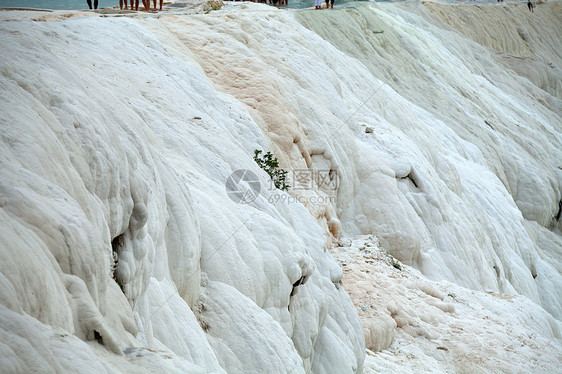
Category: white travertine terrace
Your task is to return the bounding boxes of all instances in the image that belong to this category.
[0,1,560,372]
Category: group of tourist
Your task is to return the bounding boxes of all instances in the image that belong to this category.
[118,0,163,11]
[87,0,336,11]
[237,0,334,8]
[314,0,334,9]
[86,0,162,10]
[256,0,334,9]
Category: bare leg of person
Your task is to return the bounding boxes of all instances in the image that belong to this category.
[94,0,98,9]
[159,0,163,10]
[86,0,92,9]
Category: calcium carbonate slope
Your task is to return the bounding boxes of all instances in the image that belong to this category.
[0,1,560,373]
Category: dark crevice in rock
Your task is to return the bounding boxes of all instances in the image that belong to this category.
[399,172,419,189]
[111,233,125,294]
[94,330,103,345]
[288,275,308,311]
[291,275,306,296]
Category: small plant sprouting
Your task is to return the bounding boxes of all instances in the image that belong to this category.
[253,149,289,191]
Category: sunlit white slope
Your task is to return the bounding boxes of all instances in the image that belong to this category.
[293,3,562,317]
[333,236,562,373]
[0,1,561,372]
[150,1,561,319]
[0,10,362,373]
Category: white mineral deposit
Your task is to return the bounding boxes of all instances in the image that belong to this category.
[0,0,560,372]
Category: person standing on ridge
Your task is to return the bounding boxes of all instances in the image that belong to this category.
[120,0,135,10]
[152,0,163,11]
[325,0,334,8]
[87,0,98,9]
[315,0,322,9]
[527,0,534,12]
